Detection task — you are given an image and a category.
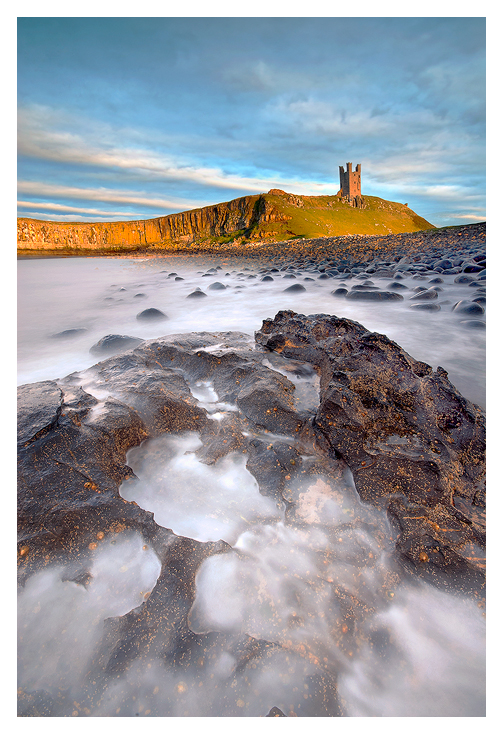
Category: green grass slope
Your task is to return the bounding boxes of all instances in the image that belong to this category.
[241,191,435,242]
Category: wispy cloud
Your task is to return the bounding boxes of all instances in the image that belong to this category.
[17,200,143,218]
[17,104,338,197]
[17,181,205,212]
[16,210,131,223]
[448,212,486,221]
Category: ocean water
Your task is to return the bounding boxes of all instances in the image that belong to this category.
[17,254,485,406]
[17,255,486,717]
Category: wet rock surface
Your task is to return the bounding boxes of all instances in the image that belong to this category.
[18,307,485,715]
[255,310,485,589]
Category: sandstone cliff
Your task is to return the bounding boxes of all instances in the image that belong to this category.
[17,190,435,252]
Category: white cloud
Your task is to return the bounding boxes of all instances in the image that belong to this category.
[17,182,205,212]
[18,105,264,191]
[17,200,143,218]
[17,211,127,222]
[448,212,487,221]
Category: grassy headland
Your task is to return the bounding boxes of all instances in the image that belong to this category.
[17,190,436,257]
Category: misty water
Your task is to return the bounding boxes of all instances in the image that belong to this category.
[17,255,486,717]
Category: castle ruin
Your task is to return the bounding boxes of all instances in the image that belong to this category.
[338,162,364,208]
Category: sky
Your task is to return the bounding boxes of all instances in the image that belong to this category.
[17,14,486,228]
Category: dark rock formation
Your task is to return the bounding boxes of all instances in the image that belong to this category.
[18,380,155,582]
[18,312,485,715]
[255,310,485,590]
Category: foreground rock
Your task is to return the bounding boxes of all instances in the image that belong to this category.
[19,313,486,589]
[255,310,485,589]
[17,312,485,715]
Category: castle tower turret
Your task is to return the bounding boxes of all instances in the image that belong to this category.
[338,162,362,207]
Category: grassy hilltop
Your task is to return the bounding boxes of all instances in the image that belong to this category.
[232,190,434,243]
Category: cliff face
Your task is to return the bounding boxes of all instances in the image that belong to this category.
[17,190,434,251]
[17,194,264,251]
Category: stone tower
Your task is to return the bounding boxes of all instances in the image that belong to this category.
[338,162,363,207]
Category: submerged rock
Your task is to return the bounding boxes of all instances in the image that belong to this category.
[51,328,87,339]
[346,290,403,301]
[460,319,486,329]
[90,334,143,356]
[187,289,208,299]
[409,289,438,301]
[283,283,306,293]
[409,303,441,312]
[387,281,409,290]
[136,308,168,320]
[452,300,485,315]
[331,287,348,297]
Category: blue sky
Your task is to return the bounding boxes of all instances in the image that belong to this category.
[17,15,486,227]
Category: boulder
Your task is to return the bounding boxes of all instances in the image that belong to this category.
[51,328,87,339]
[386,281,409,290]
[409,289,438,301]
[409,303,441,311]
[346,290,403,301]
[187,290,207,299]
[454,275,475,284]
[283,283,306,293]
[90,334,143,356]
[136,308,168,320]
[452,300,485,315]
[17,381,63,448]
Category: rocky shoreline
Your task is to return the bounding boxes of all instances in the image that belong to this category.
[17,221,485,263]
[17,222,486,716]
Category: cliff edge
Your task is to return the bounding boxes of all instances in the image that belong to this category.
[17,190,435,253]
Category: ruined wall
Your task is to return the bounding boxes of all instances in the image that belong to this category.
[339,162,362,205]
